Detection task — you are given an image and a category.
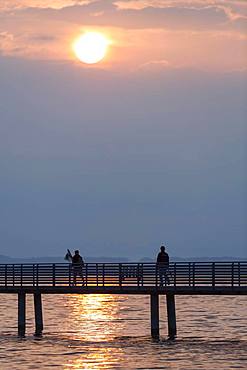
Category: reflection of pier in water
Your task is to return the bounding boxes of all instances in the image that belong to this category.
[0,261,246,338]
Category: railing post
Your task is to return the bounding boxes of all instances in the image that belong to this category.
[192,263,195,288]
[96,263,99,287]
[5,265,7,287]
[155,263,158,288]
[119,263,122,287]
[174,263,177,288]
[36,264,39,287]
[137,263,140,288]
[231,262,234,288]
[13,264,15,286]
[238,262,241,286]
[102,263,105,287]
[69,264,71,286]
[85,264,88,286]
[212,262,215,288]
[20,264,23,287]
[53,264,56,287]
[189,262,191,286]
[33,264,35,286]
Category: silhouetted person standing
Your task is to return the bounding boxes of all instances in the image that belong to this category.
[156,245,170,286]
[72,250,84,285]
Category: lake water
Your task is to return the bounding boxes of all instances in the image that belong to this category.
[0,294,246,369]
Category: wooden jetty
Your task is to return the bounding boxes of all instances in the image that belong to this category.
[0,261,246,338]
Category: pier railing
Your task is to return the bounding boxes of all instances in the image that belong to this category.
[0,262,246,289]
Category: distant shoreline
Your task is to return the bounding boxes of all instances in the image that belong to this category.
[0,254,246,264]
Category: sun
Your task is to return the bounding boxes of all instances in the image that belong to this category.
[73,32,109,64]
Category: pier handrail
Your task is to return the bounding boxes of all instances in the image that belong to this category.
[0,261,246,289]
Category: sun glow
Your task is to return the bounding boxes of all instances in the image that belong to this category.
[73,32,109,64]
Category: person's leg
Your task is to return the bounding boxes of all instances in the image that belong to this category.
[79,269,84,285]
[73,269,77,285]
[165,268,170,285]
[159,268,164,286]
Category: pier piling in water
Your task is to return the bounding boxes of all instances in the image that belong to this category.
[166,294,176,339]
[150,293,159,338]
[34,293,43,336]
[18,292,26,337]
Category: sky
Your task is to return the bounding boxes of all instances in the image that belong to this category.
[0,0,246,259]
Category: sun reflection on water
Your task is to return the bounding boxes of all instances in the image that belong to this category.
[63,294,124,369]
[65,346,123,370]
[69,294,122,341]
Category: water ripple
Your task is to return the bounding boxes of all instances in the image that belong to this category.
[0,294,246,369]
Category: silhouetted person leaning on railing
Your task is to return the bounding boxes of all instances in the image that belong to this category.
[71,250,85,286]
[156,245,170,286]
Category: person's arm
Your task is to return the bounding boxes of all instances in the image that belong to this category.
[157,253,161,263]
[166,254,170,265]
[65,249,72,262]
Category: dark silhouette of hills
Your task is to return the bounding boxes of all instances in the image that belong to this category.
[140,256,247,262]
[0,254,246,264]
[0,255,129,263]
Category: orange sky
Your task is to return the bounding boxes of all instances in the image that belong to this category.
[0,0,246,71]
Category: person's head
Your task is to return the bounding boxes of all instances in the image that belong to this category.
[160,245,165,252]
[75,250,79,255]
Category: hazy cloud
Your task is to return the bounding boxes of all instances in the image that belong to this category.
[29,34,58,42]
[0,0,93,11]
[138,59,171,71]
[11,1,245,31]
[0,0,246,31]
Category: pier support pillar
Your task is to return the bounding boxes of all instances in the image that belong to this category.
[18,292,26,337]
[166,294,176,339]
[34,293,43,336]
[150,293,159,339]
